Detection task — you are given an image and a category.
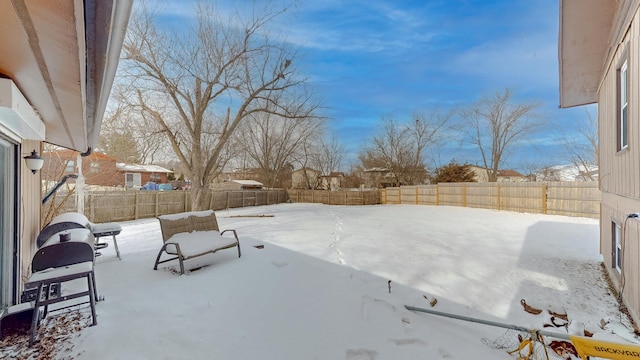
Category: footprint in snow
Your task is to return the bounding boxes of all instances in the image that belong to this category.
[345,348,378,359]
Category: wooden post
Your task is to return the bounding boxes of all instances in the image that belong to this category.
[344,191,348,205]
[89,194,95,222]
[155,192,159,217]
[415,186,419,205]
[226,191,230,209]
[184,191,188,212]
[542,183,548,214]
[497,184,501,210]
[134,191,139,220]
[463,185,467,207]
[209,191,214,210]
[436,185,440,206]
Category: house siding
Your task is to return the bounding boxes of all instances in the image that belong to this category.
[598,4,640,324]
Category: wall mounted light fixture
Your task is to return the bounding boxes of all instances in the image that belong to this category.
[24,149,44,174]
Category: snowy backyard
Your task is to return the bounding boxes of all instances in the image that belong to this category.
[3,203,638,359]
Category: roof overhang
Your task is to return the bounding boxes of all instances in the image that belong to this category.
[0,0,132,151]
[558,0,616,108]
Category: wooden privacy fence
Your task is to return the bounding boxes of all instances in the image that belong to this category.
[286,189,381,205]
[382,182,601,218]
[56,189,289,223]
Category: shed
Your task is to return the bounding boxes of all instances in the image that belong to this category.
[220,180,264,190]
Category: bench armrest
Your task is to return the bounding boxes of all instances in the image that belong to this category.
[220,229,239,241]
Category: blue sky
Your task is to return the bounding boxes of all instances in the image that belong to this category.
[153,0,593,173]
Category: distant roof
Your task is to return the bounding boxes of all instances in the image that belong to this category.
[497,170,524,177]
[117,163,172,173]
[230,180,263,186]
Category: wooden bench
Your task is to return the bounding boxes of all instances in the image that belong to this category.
[153,210,241,275]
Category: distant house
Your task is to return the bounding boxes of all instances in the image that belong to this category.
[218,166,293,189]
[362,168,400,188]
[291,168,320,189]
[42,150,121,187]
[535,164,598,182]
[467,165,525,182]
[42,150,172,188]
[319,172,345,190]
[117,163,173,188]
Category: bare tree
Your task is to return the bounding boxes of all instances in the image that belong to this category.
[237,111,322,188]
[119,1,319,209]
[362,111,449,187]
[562,107,598,180]
[98,106,141,163]
[309,134,345,176]
[458,88,544,182]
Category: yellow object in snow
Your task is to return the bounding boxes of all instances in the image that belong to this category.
[570,335,640,360]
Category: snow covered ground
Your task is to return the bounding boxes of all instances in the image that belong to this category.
[4,203,638,359]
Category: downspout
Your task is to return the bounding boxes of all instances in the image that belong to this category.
[42,174,79,204]
[76,147,92,214]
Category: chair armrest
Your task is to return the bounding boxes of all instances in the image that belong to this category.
[220,229,239,241]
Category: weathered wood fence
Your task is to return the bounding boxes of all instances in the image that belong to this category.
[56,189,289,223]
[52,182,600,223]
[286,189,381,205]
[382,182,600,218]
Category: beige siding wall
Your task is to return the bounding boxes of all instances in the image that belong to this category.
[598,5,640,325]
[601,193,640,324]
[599,8,640,198]
[19,139,42,285]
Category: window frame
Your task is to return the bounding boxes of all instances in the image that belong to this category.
[617,55,629,151]
[612,221,622,273]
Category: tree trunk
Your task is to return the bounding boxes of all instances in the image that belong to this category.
[190,185,208,211]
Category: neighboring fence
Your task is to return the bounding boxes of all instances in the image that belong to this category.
[287,189,381,205]
[382,182,600,218]
[54,189,289,223]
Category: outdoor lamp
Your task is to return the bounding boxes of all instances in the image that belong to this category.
[24,149,44,174]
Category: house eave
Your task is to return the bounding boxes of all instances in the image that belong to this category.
[0,0,132,151]
[558,0,617,109]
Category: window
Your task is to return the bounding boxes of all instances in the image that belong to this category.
[618,60,629,150]
[90,162,99,173]
[612,221,622,273]
[65,160,75,173]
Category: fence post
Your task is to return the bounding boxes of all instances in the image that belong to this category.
[416,186,419,204]
[134,191,139,220]
[344,191,347,205]
[463,185,467,207]
[436,185,440,206]
[155,192,159,217]
[542,183,548,214]
[184,191,188,212]
[497,184,501,210]
[89,194,95,222]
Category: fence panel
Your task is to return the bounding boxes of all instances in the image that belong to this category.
[287,190,381,206]
[381,182,600,219]
[49,189,289,223]
[438,183,466,207]
[499,183,545,214]
[465,183,498,209]
[546,181,600,218]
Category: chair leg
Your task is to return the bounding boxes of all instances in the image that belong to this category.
[30,284,44,345]
[87,273,97,326]
[112,235,121,260]
[153,248,165,270]
[178,257,185,275]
